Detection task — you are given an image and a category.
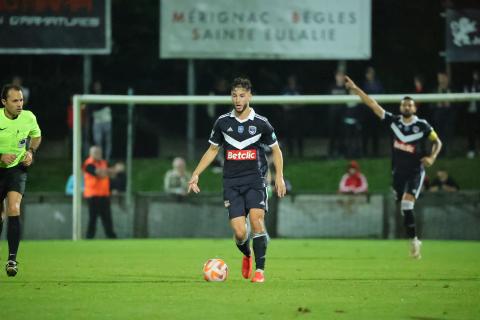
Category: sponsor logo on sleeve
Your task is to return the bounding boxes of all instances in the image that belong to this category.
[226,149,257,160]
[393,139,416,153]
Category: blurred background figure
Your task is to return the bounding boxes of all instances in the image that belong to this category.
[361,66,383,157]
[432,72,454,157]
[90,80,113,162]
[429,169,459,192]
[328,70,348,159]
[464,70,480,159]
[338,160,368,194]
[342,90,362,158]
[164,157,191,197]
[413,74,429,120]
[280,74,304,158]
[11,75,30,105]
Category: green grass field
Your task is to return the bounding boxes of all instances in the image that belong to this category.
[1,239,479,319]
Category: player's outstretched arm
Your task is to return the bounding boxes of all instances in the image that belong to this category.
[345,76,385,119]
[271,144,286,198]
[188,144,219,194]
[421,133,442,167]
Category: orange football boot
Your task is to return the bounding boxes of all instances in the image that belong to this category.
[242,255,253,279]
[251,270,265,283]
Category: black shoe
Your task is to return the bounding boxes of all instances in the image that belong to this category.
[6,260,18,277]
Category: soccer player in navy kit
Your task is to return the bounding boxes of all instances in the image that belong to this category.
[345,76,442,259]
[188,77,286,282]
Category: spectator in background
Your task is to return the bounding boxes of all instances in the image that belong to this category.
[90,81,113,162]
[361,67,384,157]
[342,89,362,158]
[83,146,117,239]
[110,162,126,195]
[208,78,229,171]
[432,72,454,156]
[328,70,348,158]
[65,174,84,196]
[338,160,368,194]
[164,157,191,197]
[464,70,480,159]
[11,76,30,105]
[281,74,304,158]
[429,169,459,192]
[413,74,429,120]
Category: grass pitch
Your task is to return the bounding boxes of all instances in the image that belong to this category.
[1,239,479,320]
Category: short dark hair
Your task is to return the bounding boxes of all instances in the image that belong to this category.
[231,77,252,92]
[1,84,22,100]
[402,96,415,103]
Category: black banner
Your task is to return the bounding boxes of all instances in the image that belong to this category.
[0,0,111,54]
[446,9,480,62]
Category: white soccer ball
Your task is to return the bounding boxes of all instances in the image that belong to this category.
[203,258,228,282]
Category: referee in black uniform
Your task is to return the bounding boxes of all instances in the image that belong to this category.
[0,84,42,276]
[345,76,442,259]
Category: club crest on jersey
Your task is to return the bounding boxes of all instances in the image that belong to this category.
[412,126,420,133]
[238,126,244,134]
[248,126,257,135]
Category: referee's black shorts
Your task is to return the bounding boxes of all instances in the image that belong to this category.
[0,165,28,201]
[392,169,425,200]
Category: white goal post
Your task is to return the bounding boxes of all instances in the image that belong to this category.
[72,92,480,240]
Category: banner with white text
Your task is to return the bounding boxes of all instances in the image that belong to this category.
[0,0,111,54]
[160,0,371,60]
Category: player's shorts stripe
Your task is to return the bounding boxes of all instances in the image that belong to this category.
[415,170,425,199]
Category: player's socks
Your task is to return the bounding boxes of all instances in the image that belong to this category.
[235,237,251,257]
[252,233,268,271]
[7,216,20,262]
[402,209,416,238]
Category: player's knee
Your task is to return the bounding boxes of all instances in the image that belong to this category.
[401,200,414,211]
[6,202,21,216]
[232,226,247,241]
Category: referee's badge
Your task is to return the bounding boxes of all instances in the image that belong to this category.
[18,138,26,148]
[248,126,257,135]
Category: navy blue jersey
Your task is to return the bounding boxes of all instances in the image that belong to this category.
[382,112,433,173]
[209,109,278,187]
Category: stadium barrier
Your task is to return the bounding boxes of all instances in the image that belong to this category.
[8,192,478,241]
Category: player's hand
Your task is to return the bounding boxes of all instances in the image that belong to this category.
[421,156,435,168]
[275,176,287,198]
[188,174,201,194]
[1,154,17,165]
[344,76,358,91]
[22,150,33,166]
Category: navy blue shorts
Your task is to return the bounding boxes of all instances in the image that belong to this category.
[392,170,425,200]
[223,184,268,219]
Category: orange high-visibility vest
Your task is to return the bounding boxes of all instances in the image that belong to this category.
[83,157,110,197]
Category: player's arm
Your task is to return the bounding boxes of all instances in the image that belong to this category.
[271,144,286,198]
[421,131,442,167]
[22,136,42,167]
[188,144,220,194]
[345,76,385,119]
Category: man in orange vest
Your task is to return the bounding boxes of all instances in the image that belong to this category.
[83,145,117,239]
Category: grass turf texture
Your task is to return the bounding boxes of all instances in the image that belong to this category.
[27,157,480,193]
[1,239,478,319]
